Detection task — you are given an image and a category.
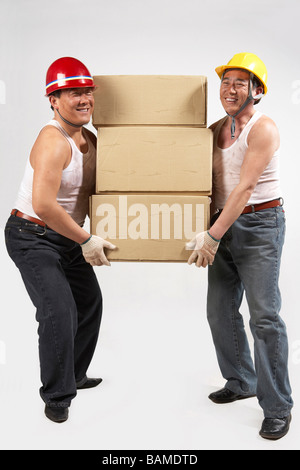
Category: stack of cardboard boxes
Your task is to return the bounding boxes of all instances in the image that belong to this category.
[90,75,212,262]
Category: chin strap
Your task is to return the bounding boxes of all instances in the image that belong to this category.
[227,98,251,139]
[56,109,83,128]
[224,72,264,139]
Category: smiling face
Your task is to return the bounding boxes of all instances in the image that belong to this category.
[220,69,251,115]
[50,87,95,126]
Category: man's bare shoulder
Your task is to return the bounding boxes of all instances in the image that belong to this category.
[249,114,279,141]
[30,125,70,168]
[33,125,70,155]
[38,125,69,146]
[248,114,280,151]
[254,114,278,130]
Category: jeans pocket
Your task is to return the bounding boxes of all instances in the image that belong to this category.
[252,209,277,227]
[18,222,47,236]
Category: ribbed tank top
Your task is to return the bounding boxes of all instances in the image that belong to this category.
[213,111,282,209]
[14,120,96,227]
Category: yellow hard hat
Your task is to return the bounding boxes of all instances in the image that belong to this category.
[215,52,268,94]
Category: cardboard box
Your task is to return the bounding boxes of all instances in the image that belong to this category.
[92,75,207,127]
[95,127,212,194]
[90,194,210,261]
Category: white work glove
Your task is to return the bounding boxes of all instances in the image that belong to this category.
[81,235,116,266]
[186,231,220,268]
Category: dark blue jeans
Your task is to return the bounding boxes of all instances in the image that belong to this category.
[5,214,103,408]
[207,207,293,418]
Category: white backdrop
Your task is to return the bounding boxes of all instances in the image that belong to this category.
[0,0,299,450]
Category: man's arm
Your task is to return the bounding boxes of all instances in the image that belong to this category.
[31,127,91,244]
[187,116,280,267]
[209,116,280,240]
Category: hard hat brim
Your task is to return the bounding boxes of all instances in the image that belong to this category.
[45,78,95,96]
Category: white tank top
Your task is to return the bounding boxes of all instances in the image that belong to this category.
[213,111,282,209]
[14,120,96,227]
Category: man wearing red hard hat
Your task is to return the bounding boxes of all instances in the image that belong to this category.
[187,53,293,440]
[5,57,116,423]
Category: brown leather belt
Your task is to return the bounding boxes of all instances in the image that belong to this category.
[241,198,282,214]
[11,209,47,227]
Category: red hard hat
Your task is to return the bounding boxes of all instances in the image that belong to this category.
[45,57,95,96]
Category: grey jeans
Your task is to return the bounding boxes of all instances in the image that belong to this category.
[207,206,293,418]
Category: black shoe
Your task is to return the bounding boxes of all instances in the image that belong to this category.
[76,377,103,390]
[259,414,292,440]
[45,405,69,423]
[209,387,256,404]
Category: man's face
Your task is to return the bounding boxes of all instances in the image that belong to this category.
[220,69,250,115]
[53,87,95,125]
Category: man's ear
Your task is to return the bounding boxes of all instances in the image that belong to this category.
[253,86,264,99]
[49,95,59,110]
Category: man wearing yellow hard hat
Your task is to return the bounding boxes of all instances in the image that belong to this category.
[187,53,293,440]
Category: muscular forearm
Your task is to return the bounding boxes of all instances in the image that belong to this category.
[34,202,90,244]
[209,185,253,240]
